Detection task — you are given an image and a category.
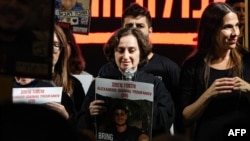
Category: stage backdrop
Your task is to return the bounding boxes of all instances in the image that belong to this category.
[73,0,233,76]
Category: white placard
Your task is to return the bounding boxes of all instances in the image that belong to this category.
[12,87,63,104]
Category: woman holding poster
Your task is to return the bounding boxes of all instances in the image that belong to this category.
[77,27,175,139]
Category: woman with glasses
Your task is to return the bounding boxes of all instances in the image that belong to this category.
[45,24,86,121]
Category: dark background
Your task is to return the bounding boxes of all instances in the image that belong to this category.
[77,0,228,76]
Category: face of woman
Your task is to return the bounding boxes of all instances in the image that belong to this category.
[115,35,140,72]
[53,33,62,68]
[216,12,240,50]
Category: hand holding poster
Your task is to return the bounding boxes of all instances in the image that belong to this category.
[12,87,63,104]
[55,0,91,34]
[95,78,154,141]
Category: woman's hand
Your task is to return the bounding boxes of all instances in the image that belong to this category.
[89,100,107,116]
[182,77,235,125]
[46,102,69,119]
[233,76,250,92]
[204,77,235,99]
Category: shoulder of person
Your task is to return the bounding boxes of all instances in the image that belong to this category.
[70,75,82,85]
[153,53,180,68]
[242,53,250,63]
[136,71,162,83]
[98,63,121,79]
[182,54,205,69]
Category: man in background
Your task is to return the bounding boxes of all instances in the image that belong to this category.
[226,0,247,49]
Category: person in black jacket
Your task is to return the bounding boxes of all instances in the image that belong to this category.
[77,27,175,138]
[98,3,180,135]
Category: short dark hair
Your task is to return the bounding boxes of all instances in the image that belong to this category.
[225,0,245,6]
[113,104,128,114]
[122,3,152,27]
[104,27,152,67]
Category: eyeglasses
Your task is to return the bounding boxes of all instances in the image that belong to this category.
[53,42,63,52]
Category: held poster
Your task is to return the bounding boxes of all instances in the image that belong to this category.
[55,0,91,34]
[0,0,54,79]
[95,78,154,141]
[12,87,63,104]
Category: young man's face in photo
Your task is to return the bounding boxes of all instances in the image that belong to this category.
[114,109,128,126]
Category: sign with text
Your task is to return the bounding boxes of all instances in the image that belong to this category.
[12,87,63,104]
[95,78,154,141]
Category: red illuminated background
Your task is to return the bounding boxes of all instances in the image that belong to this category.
[75,0,226,76]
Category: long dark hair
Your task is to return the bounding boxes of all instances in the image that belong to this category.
[196,2,243,87]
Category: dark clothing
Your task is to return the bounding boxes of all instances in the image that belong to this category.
[140,53,181,134]
[63,76,86,120]
[180,54,250,141]
[105,125,146,141]
[0,29,35,75]
[77,65,175,137]
[139,53,180,100]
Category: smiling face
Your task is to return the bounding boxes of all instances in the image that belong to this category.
[114,109,128,126]
[216,12,240,50]
[114,35,140,72]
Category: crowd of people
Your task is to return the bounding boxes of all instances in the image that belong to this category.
[1,1,249,141]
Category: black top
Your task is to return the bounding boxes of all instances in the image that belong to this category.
[62,76,86,120]
[180,54,250,141]
[77,65,175,137]
[139,53,180,100]
[140,53,181,133]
